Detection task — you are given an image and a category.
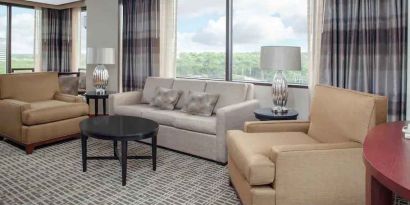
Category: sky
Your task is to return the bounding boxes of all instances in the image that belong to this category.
[177,0,308,54]
[0,6,35,55]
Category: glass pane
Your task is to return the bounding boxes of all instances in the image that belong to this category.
[232,0,308,85]
[11,6,34,70]
[0,6,7,74]
[176,0,226,79]
[79,10,87,70]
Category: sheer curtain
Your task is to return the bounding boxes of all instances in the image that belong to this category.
[71,7,81,72]
[307,0,325,94]
[158,0,177,78]
[34,7,42,72]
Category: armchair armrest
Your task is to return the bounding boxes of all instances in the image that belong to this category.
[244,120,310,133]
[54,92,84,103]
[273,142,364,205]
[0,99,31,141]
[215,99,260,163]
[108,91,143,115]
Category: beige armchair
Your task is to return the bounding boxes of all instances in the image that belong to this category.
[0,72,89,154]
[227,85,388,205]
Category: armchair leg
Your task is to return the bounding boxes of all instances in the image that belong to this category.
[229,178,233,187]
[0,136,3,141]
[25,145,34,154]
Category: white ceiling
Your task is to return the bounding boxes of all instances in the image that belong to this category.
[24,0,81,5]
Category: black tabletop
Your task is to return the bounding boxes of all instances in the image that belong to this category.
[80,116,159,140]
[84,91,115,97]
[254,108,298,121]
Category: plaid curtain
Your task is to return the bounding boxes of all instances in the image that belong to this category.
[122,0,160,91]
[320,0,408,121]
[42,8,72,72]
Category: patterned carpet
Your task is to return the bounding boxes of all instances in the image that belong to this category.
[0,138,239,205]
[1,138,409,205]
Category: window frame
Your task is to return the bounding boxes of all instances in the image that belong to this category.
[175,0,308,88]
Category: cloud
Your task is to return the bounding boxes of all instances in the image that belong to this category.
[11,13,35,54]
[177,0,308,53]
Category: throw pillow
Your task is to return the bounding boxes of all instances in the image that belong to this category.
[181,91,219,116]
[150,87,182,110]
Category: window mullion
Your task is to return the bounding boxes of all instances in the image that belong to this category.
[225,0,233,81]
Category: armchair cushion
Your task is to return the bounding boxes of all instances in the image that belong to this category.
[227,130,319,185]
[22,100,88,126]
[54,93,84,103]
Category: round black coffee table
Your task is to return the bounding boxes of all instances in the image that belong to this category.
[80,115,159,186]
[254,108,298,121]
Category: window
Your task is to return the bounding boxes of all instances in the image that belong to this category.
[232,0,308,84]
[0,5,7,74]
[79,9,87,70]
[176,0,226,80]
[176,0,308,85]
[11,6,35,71]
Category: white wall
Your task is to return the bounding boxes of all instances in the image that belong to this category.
[254,86,310,120]
[86,0,119,114]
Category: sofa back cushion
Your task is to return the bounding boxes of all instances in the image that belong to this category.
[0,72,60,102]
[205,81,248,112]
[308,85,387,144]
[172,79,207,109]
[142,77,174,103]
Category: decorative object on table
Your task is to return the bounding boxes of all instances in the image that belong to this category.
[87,47,115,94]
[84,91,115,116]
[260,46,301,113]
[254,107,298,121]
[181,91,220,117]
[149,87,182,110]
[402,125,410,139]
[80,115,159,186]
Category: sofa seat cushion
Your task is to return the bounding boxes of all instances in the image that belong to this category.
[22,100,88,126]
[227,130,319,186]
[141,109,177,126]
[173,112,217,135]
[114,104,156,117]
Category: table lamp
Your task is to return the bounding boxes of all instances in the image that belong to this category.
[260,46,301,113]
[87,47,115,94]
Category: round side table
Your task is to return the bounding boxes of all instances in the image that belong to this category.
[84,91,115,116]
[254,108,298,121]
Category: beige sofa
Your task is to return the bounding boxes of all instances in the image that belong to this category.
[109,77,259,163]
[227,85,387,205]
[0,72,89,154]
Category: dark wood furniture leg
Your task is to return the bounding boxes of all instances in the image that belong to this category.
[152,135,157,171]
[121,140,128,186]
[103,98,107,115]
[25,144,34,154]
[95,99,99,116]
[366,172,393,205]
[113,140,118,157]
[81,133,88,172]
[86,97,90,105]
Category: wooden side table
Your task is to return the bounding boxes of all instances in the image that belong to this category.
[84,91,115,116]
[254,108,298,121]
[363,121,410,205]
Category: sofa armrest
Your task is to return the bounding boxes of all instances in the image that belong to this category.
[244,120,310,133]
[108,91,143,115]
[273,143,365,205]
[54,92,84,103]
[0,99,31,141]
[215,99,260,163]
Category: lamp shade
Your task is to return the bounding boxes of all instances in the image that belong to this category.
[260,46,301,71]
[87,47,115,65]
